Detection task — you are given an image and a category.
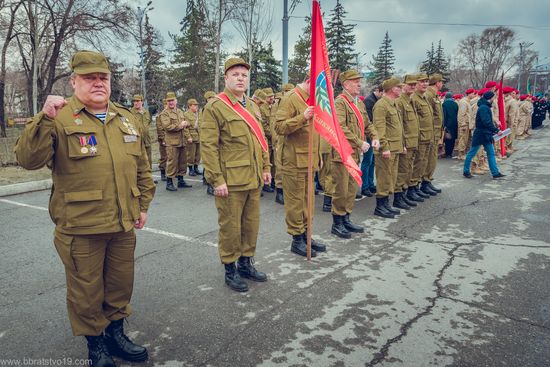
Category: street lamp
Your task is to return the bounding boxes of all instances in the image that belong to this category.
[136,1,153,108]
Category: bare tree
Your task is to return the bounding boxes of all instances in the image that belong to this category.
[456,27,517,87]
[232,0,273,94]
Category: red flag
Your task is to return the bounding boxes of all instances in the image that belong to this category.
[308,0,362,185]
[498,75,506,157]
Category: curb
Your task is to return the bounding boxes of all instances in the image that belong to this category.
[0,179,52,197]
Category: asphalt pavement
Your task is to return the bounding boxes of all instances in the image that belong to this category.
[1,126,549,367]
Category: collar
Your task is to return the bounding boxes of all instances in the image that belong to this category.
[342,89,358,104]
[296,84,310,101]
[223,88,247,106]
[69,96,119,123]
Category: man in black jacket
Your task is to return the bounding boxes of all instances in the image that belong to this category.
[361,85,383,196]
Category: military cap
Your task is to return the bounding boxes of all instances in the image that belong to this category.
[166,92,177,101]
[187,98,199,106]
[403,74,417,85]
[477,87,489,96]
[519,94,527,101]
[416,73,429,81]
[70,50,110,75]
[485,80,497,88]
[339,69,362,83]
[253,89,267,104]
[453,94,464,100]
[502,86,514,94]
[204,91,216,100]
[381,77,402,91]
[262,87,275,97]
[429,73,443,85]
[465,88,476,95]
[282,83,295,92]
[132,94,143,101]
[224,57,250,73]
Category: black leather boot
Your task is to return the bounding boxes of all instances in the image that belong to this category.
[104,319,148,362]
[427,182,441,193]
[224,263,248,292]
[421,181,437,196]
[262,184,274,193]
[188,166,196,176]
[237,256,267,282]
[177,175,192,188]
[374,197,395,218]
[160,169,167,182]
[415,185,430,199]
[331,215,352,239]
[322,195,332,212]
[384,197,401,215]
[343,213,364,233]
[355,192,363,199]
[407,187,424,202]
[194,165,202,175]
[291,234,317,257]
[85,336,116,367]
[401,191,417,207]
[166,178,177,191]
[301,232,327,252]
[206,184,214,196]
[275,188,284,205]
[393,192,411,210]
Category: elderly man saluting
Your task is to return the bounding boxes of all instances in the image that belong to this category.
[15,50,155,367]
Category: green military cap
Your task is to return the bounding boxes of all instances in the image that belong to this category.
[382,77,403,91]
[224,57,250,73]
[339,69,362,83]
[429,73,443,85]
[132,94,143,101]
[187,98,198,106]
[416,73,429,81]
[282,83,295,92]
[253,89,267,104]
[204,91,216,100]
[403,74,417,85]
[262,87,275,97]
[70,50,110,75]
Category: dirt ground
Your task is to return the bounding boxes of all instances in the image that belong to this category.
[0,166,52,185]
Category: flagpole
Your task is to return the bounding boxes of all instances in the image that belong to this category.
[498,74,507,158]
[306,115,313,261]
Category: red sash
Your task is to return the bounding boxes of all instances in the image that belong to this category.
[340,94,365,140]
[293,87,309,107]
[216,92,268,152]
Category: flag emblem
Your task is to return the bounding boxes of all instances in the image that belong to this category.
[315,71,332,114]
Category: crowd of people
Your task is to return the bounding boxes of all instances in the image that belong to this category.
[13,49,548,366]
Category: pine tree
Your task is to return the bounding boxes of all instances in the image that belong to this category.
[370,31,396,85]
[325,0,358,73]
[171,0,216,104]
[420,43,435,75]
[288,16,311,84]
[142,13,166,112]
[434,40,451,82]
[238,42,281,93]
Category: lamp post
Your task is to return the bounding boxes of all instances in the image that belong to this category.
[136,2,153,108]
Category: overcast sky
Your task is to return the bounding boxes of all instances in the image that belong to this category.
[138,0,550,75]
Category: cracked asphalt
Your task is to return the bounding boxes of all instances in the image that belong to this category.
[1,125,549,366]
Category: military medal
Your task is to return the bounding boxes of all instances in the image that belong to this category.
[73,113,82,125]
[80,147,89,153]
[78,136,88,154]
[87,135,98,155]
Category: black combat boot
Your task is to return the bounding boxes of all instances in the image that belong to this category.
[331,215,352,239]
[85,336,116,367]
[160,169,167,182]
[206,184,214,196]
[374,197,395,218]
[188,166,196,176]
[166,178,177,191]
[194,165,202,175]
[384,197,401,215]
[407,187,424,202]
[322,195,332,212]
[401,192,417,207]
[361,188,373,197]
[355,192,363,199]
[275,188,284,205]
[427,181,442,193]
[270,178,275,189]
[224,263,248,292]
[104,319,148,362]
[237,256,267,282]
[291,234,317,257]
[393,192,411,210]
[343,213,364,233]
[420,181,437,196]
[301,232,327,252]
[262,184,274,193]
[177,175,192,188]
[415,184,430,199]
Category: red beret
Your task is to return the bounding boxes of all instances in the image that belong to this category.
[520,95,527,100]
[453,94,463,99]
[477,87,489,96]
[465,88,476,94]
[502,86,514,94]
[485,81,497,88]
[514,89,520,94]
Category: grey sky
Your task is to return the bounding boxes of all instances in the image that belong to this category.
[142,0,550,75]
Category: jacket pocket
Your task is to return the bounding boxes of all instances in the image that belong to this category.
[225,159,252,186]
[64,190,106,228]
[295,147,309,168]
[64,126,102,159]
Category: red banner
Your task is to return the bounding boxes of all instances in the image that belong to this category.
[498,76,506,157]
[308,0,362,185]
